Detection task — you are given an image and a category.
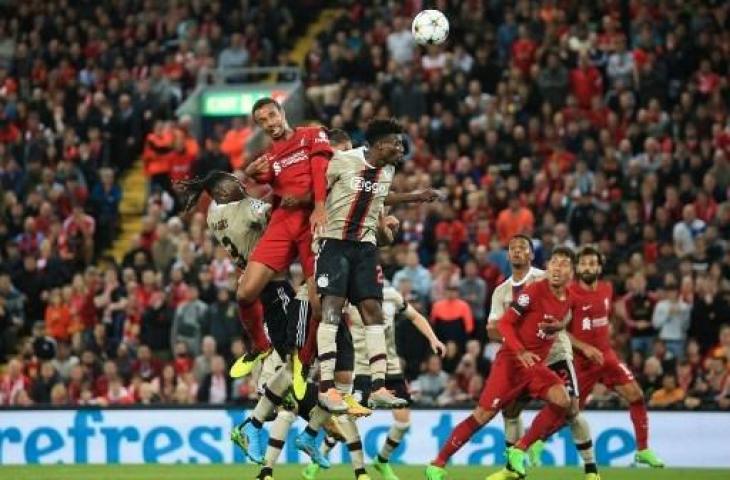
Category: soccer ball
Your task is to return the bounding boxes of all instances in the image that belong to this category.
[411,9,449,45]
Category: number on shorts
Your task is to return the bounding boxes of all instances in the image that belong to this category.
[221,236,240,261]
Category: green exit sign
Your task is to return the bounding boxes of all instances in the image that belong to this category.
[202,89,288,116]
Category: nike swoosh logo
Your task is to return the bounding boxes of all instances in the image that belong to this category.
[582,305,591,311]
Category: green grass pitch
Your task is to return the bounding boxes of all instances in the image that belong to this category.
[3,465,729,480]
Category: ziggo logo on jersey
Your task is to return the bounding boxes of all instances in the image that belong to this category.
[350,176,388,194]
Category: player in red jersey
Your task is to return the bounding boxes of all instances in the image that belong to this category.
[231,97,333,376]
[568,245,664,468]
[425,247,576,480]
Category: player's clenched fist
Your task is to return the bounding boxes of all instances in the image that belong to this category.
[416,188,445,203]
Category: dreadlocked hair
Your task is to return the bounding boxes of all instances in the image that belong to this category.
[174,170,234,212]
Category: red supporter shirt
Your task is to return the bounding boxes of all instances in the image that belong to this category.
[253,127,333,205]
[570,66,603,109]
[568,280,614,353]
[511,39,537,75]
[497,279,571,360]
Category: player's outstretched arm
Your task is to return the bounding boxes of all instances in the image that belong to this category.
[384,188,443,206]
[405,304,446,356]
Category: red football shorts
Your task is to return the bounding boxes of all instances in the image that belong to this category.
[575,349,635,407]
[479,351,563,411]
[249,210,315,277]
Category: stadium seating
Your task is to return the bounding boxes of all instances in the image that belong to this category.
[1,0,728,412]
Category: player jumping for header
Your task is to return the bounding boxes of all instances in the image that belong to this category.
[232,97,333,378]
[315,118,410,412]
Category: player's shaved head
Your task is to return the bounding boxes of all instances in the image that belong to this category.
[508,234,533,269]
[251,97,281,115]
[252,97,287,139]
[510,234,534,252]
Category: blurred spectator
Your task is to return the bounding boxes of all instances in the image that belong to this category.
[219,117,252,170]
[89,168,122,252]
[673,205,707,258]
[0,272,25,359]
[151,364,178,404]
[649,373,686,408]
[616,272,657,354]
[412,354,449,406]
[690,276,728,353]
[430,283,474,347]
[192,137,231,179]
[194,336,217,383]
[437,377,469,406]
[206,288,243,357]
[131,344,162,383]
[218,33,250,70]
[495,197,534,246]
[197,355,230,404]
[392,251,432,302]
[464,339,490,377]
[50,383,69,406]
[387,17,415,66]
[640,356,664,399]
[45,288,72,342]
[31,362,60,404]
[652,279,692,360]
[171,286,207,357]
[51,342,78,381]
[0,358,29,405]
[458,261,487,334]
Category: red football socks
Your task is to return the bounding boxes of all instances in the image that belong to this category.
[433,415,481,467]
[237,299,270,353]
[298,314,319,366]
[516,403,567,450]
[629,400,649,450]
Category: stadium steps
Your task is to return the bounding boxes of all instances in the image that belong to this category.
[268,7,342,81]
[106,159,146,263]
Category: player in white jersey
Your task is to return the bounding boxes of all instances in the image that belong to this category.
[177,170,278,371]
[177,171,332,469]
[485,235,595,480]
[303,283,445,480]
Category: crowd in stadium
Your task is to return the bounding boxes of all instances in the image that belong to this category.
[1,0,729,412]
